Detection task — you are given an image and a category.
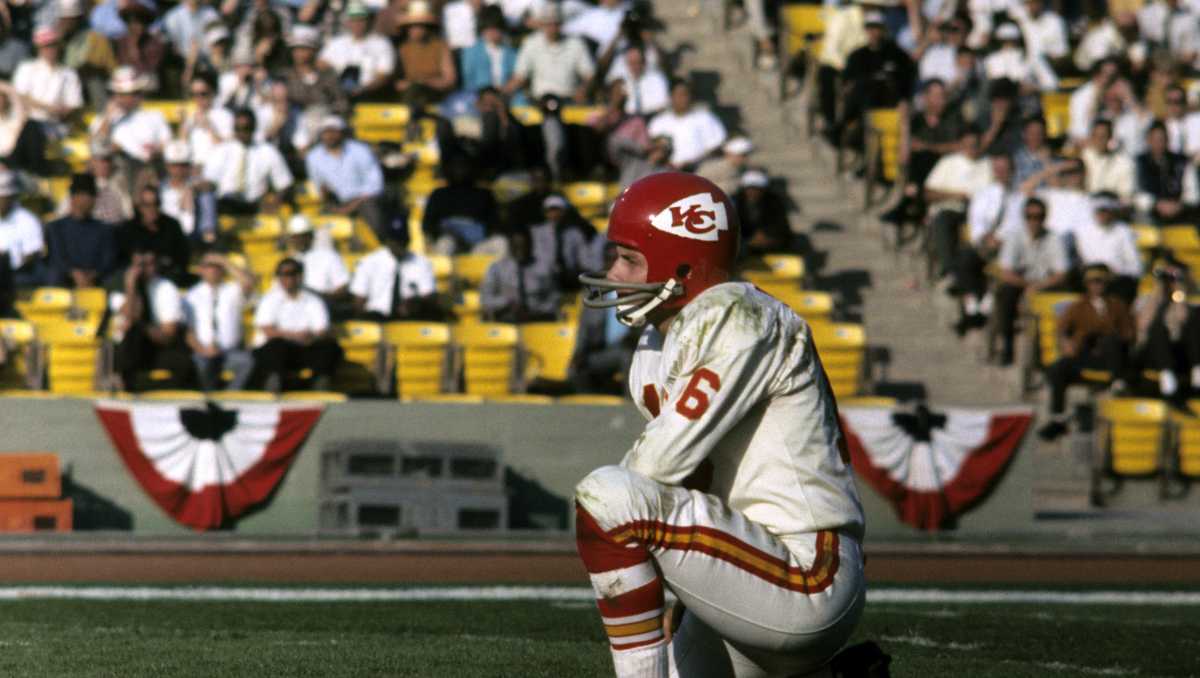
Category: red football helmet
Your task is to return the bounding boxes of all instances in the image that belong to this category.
[580,172,740,327]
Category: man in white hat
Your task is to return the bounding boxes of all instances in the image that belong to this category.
[982,22,1057,92]
[201,107,293,216]
[12,25,83,140]
[697,135,754,197]
[506,2,595,102]
[318,0,395,99]
[285,214,350,302]
[304,115,386,236]
[0,171,47,287]
[161,139,217,243]
[90,65,171,167]
[733,168,797,257]
[282,25,347,120]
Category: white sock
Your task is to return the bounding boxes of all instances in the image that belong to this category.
[611,639,669,678]
[1161,370,1179,396]
[963,296,980,315]
[979,292,994,315]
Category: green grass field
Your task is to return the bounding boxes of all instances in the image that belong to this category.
[0,593,1196,677]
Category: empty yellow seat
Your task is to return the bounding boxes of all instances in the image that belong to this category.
[458,322,518,396]
[454,254,499,289]
[557,394,625,406]
[336,322,383,393]
[140,390,207,401]
[385,322,450,397]
[1028,292,1081,367]
[771,289,834,322]
[520,322,577,384]
[811,322,866,398]
[1099,398,1168,476]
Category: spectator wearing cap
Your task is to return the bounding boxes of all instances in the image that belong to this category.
[1132,263,1200,398]
[90,65,172,187]
[185,252,256,391]
[45,173,119,289]
[480,229,561,323]
[115,1,166,88]
[528,194,597,291]
[395,0,458,99]
[304,115,387,237]
[837,11,915,151]
[1081,119,1136,205]
[285,214,350,305]
[350,216,441,321]
[180,73,233,160]
[697,136,753,201]
[442,0,483,51]
[161,140,217,245]
[646,80,727,170]
[201,108,293,216]
[1076,192,1142,303]
[991,196,1070,365]
[915,19,966,86]
[13,26,84,142]
[59,0,118,106]
[283,25,349,123]
[982,23,1058,92]
[422,155,502,255]
[80,140,133,223]
[161,0,220,62]
[251,257,343,392]
[318,1,395,100]
[117,185,192,286]
[605,44,668,118]
[458,7,518,95]
[89,0,157,40]
[505,3,595,103]
[1135,121,1198,223]
[733,170,797,258]
[0,82,46,176]
[1038,263,1136,441]
[111,244,193,391]
[0,172,48,289]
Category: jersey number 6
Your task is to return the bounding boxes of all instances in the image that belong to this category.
[676,368,721,420]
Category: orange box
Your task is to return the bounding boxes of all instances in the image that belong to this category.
[0,499,73,532]
[0,453,61,499]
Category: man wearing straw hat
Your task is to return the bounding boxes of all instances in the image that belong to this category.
[395,0,457,98]
[184,252,256,391]
[89,65,171,191]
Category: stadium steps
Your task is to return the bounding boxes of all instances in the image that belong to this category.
[658,0,1020,406]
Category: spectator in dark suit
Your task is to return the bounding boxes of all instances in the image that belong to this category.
[480,229,561,323]
[422,155,502,254]
[836,11,916,151]
[1135,121,1197,224]
[1132,264,1200,398]
[733,169,797,257]
[117,185,192,287]
[46,174,119,289]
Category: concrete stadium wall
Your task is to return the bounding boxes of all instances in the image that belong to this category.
[0,397,1185,541]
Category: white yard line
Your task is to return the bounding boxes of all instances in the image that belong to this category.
[0,586,1197,605]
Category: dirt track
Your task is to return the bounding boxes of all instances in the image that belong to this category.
[3,547,1200,584]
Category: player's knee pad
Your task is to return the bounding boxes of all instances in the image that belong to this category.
[574,464,638,518]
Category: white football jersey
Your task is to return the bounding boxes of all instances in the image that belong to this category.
[622,282,866,546]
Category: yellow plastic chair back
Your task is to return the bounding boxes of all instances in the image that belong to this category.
[1100,398,1167,476]
[521,322,577,383]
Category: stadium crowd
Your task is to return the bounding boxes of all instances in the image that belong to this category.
[0,0,799,395]
[811,0,1200,439]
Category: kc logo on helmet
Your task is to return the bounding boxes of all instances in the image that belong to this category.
[649,192,728,242]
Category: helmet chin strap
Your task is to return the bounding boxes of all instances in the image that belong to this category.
[617,278,680,328]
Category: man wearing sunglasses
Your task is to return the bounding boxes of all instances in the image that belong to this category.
[251,257,342,392]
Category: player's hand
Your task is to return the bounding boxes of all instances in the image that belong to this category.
[662,602,685,644]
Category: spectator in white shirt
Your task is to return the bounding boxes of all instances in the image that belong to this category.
[954,152,1023,331]
[185,252,256,391]
[991,196,1069,364]
[12,26,83,140]
[1037,159,1093,240]
[318,1,395,101]
[1161,84,1200,156]
[696,136,754,198]
[1073,14,1148,74]
[1010,0,1069,66]
[89,66,171,188]
[916,18,967,85]
[0,171,47,287]
[285,214,351,312]
[350,215,441,321]
[112,247,192,391]
[1081,118,1137,205]
[180,73,233,161]
[202,108,294,216]
[983,23,1057,92]
[216,44,268,111]
[1068,58,1120,148]
[1075,192,1143,303]
[647,79,728,169]
[161,140,217,244]
[563,0,627,54]
[924,129,994,282]
[442,0,482,50]
[607,44,668,117]
[252,256,343,392]
[505,3,595,102]
[160,0,220,61]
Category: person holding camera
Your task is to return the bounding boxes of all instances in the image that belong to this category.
[111,245,193,391]
[1132,264,1200,398]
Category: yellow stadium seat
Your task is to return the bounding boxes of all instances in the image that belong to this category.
[1097,398,1168,480]
[454,254,499,289]
[557,394,625,406]
[487,394,555,404]
[59,135,91,170]
[41,321,100,394]
[864,108,902,207]
[140,390,207,401]
[561,105,603,125]
[520,322,577,384]
[351,104,411,141]
[336,321,383,393]
[837,396,898,408]
[1170,401,1200,479]
[563,182,608,215]
[454,289,483,325]
[458,322,518,396]
[429,254,453,293]
[1042,91,1072,139]
[142,99,188,125]
[590,216,609,234]
[0,319,38,390]
[385,321,451,398]
[1131,223,1161,251]
[1028,292,1081,369]
[492,176,531,203]
[510,106,543,125]
[782,4,825,58]
[811,322,866,398]
[741,254,805,285]
[209,390,278,402]
[73,288,107,315]
[773,289,834,321]
[1161,225,1200,252]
